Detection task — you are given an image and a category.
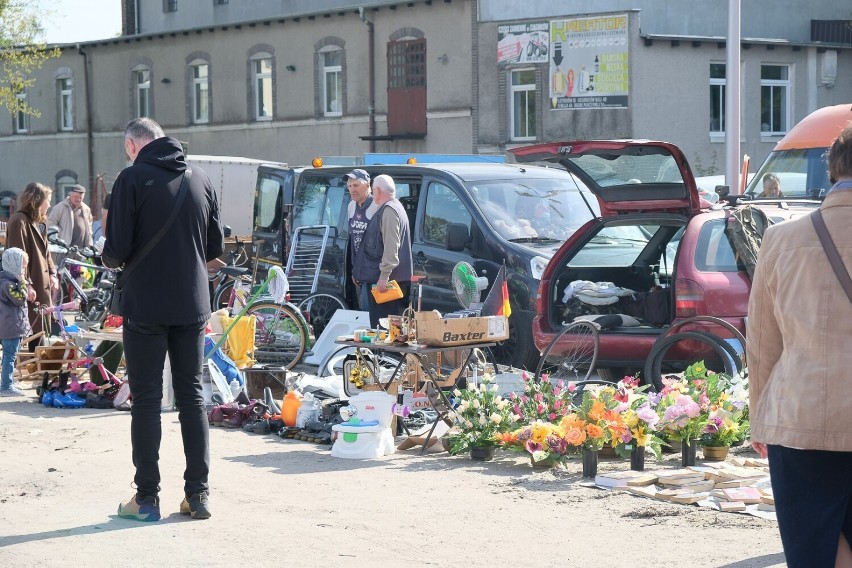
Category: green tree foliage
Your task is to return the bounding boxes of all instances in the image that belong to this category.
[0,0,60,117]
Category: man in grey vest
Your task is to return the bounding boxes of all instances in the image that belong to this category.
[352,174,412,328]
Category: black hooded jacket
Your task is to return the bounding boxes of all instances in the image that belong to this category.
[103,136,224,325]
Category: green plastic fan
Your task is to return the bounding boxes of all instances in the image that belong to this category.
[452,261,489,309]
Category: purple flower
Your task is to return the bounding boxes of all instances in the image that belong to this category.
[525,440,543,454]
[546,434,569,455]
[636,403,659,428]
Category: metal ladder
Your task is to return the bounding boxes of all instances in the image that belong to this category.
[284,225,333,305]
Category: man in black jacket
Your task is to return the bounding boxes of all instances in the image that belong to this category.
[104,118,224,522]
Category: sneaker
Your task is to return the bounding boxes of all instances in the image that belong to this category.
[0,385,26,397]
[180,491,211,520]
[117,494,161,522]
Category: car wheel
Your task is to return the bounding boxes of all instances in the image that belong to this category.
[492,310,538,370]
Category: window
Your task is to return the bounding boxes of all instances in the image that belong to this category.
[215,0,228,4]
[134,67,151,117]
[761,65,790,135]
[252,57,273,120]
[510,69,536,141]
[191,63,209,124]
[322,50,342,117]
[58,77,73,131]
[424,182,472,245]
[164,0,177,12]
[709,63,725,134]
[14,91,28,134]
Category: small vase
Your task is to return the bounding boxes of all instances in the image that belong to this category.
[582,448,599,478]
[470,446,495,461]
[702,445,729,461]
[630,445,645,471]
[681,439,698,467]
[662,438,682,454]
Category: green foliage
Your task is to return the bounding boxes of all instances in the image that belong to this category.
[0,0,60,116]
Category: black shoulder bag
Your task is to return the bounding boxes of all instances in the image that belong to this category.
[811,209,852,302]
[109,169,192,316]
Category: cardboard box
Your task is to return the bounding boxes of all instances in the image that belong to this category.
[414,311,509,347]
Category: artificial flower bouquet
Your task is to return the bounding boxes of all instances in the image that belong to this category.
[609,376,664,460]
[568,383,629,452]
[496,420,573,466]
[447,375,511,455]
[507,371,574,425]
[700,368,749,447]
[654,361,711,443]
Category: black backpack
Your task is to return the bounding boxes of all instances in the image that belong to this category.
[725,206,773,280]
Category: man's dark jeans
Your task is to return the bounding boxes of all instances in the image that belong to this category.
[123,318,209,499]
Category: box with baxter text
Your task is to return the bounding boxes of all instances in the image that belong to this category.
[414,310,509,347]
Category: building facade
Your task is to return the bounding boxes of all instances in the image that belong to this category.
[0,0,849,214]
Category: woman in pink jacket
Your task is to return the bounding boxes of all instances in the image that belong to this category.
[748,125,852,568]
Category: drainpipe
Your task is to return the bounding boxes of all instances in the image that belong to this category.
[359,7,376,153]
[77,44,96,196]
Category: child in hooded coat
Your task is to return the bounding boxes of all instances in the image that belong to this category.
[0,247,33,396]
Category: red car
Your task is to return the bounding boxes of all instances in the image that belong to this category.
[511,140,818,384]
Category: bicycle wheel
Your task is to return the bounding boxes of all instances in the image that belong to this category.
[211,278,235,312]
[297,293,348,341]
[644,331,736,392]
[245,301,308,370]
[534,321,599,383]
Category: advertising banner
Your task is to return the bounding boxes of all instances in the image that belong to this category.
[549,14,629,110]
[497,21,549,65]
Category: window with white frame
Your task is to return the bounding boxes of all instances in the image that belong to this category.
[709,63,725,134]
[134,67,151,117]
[510,69,536,141]
[191,62,209,124]
[322,50,343,117]
[163,0,177,12]
[58,77,74,131]
[15,91,28,134]
[760,64,790,135]
[252,57,273,120]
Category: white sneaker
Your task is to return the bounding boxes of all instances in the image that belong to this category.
[0,385,26,397]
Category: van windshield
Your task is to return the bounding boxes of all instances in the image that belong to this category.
[745,148,831,199]
[466,179,598,242]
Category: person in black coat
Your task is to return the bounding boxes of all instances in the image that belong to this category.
[103,118,224,522]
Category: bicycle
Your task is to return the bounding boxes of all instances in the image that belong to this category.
[48,236,116,328]
[209,233,252,312]
[211,265,310,370]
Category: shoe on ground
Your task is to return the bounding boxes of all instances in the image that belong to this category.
[180,491,211,520]
[0,385,26,397]
[117,493,161,522]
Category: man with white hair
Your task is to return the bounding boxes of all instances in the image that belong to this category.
[352,174,412,327]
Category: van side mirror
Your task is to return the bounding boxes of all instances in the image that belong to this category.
[223,225,232,238]
[446,223,469,252]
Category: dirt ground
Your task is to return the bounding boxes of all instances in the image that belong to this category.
[0,388,786,568]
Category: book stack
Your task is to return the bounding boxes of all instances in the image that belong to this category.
[653,469,713,503]
[594,470,659,489]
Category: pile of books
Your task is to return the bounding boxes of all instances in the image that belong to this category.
[593,457,773,513]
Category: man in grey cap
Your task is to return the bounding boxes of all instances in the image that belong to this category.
[48,184,93,250]
[346,168,378,310]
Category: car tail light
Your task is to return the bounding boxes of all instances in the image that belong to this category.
[675,278,707,317]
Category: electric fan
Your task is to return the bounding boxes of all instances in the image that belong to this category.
[451,261,489,313]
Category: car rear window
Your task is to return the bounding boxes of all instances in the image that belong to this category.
[695,219,745,273]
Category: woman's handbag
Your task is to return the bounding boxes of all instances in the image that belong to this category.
[108,169,192,316]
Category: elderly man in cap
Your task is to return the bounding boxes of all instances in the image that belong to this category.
[48,184,94,250]
[346,168,378,310]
